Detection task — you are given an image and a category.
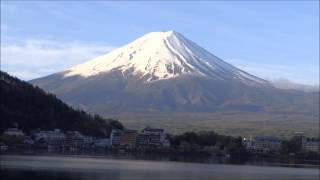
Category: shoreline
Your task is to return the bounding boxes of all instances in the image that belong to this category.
[1,150,319,169]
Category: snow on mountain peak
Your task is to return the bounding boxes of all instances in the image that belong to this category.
[64,30,266,84]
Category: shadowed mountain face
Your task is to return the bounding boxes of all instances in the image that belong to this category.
[30,31,318,127]
[30,70,318,115]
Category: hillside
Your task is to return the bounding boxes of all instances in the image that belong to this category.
[29,31,319,137]
[0,71,122,137]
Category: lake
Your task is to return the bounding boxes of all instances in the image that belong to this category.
[1,155,319,180]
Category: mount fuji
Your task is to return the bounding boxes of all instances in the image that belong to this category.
[30,31,317,118]
[63,30,266,85]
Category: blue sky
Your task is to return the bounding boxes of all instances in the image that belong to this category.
[1,1,319,85]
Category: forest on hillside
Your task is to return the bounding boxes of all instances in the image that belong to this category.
[0,71,123,137]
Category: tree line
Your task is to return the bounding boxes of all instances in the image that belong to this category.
[169,131,246,156]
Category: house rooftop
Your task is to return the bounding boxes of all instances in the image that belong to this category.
[143,127,164,132]
[255,136,281,141]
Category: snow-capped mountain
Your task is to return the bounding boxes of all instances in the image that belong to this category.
[30,31,317,115]
[64,31,266,84]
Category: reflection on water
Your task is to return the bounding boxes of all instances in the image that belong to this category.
[3,149,319,167]
[1,155,319,180]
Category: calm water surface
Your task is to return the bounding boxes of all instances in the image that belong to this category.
[1,155,319,180]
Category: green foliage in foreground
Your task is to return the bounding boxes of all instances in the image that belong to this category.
[0,71,123,137]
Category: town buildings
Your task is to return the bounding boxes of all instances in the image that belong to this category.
[30,129,97,149]
[302,137,320,153]
[111,127,169,148]
[242,137,255,151]
[120,129,138,148]
[4,128,25,136]
[136,127,168,147]
[0,142,8,151]
[33,129,66,145]
[5,127,318,156]
[2,127,170,150]
[110,129,122,147]
[243,136,282,153]
[94,138,111,148]
[64,131,93,149]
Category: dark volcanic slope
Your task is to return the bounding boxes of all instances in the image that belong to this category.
[30,70,318,115]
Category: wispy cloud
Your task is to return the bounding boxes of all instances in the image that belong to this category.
[1,38,115,80]
[227,58,319,85]
[271,78,319,92]
[0,24,10,32]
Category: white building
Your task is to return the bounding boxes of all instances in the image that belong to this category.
[243,137,255,151]
[4,128,25,137]
[243,136,281,153]
[302,137,320,153]
[33,129,66,144]
[0,142,8,151]
[94,138,111,148]
[64,131,93,146]
[110,129,122,147]
[136,127,167,147]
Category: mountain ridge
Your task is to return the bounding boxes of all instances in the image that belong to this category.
[30,31,318,115]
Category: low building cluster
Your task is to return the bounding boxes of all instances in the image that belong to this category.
[2,128,110,150]
[243,135,320,154]
[302,136,320,153]
[3,128,25,136]
[111,127,170,149]
[1,127,170,151]
[2,128,319,155]
[242,136,282,154]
